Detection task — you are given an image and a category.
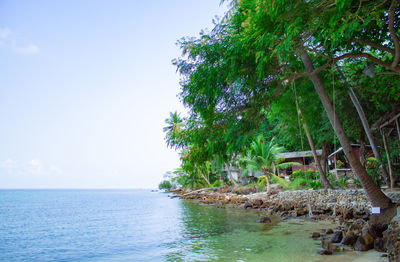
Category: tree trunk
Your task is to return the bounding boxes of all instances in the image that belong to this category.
[262,169,271,194]
[225,163,239,187]
[360,132,366,167]
[381,129,395,188]
[321,141,330,174]
[335,64,391,186]
[300,50,393,211]
[298,108,333,189]
[196,166,214,189]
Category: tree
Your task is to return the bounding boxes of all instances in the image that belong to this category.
[163,111,185,149]
[241,136,300,193]
[159,180,172,190]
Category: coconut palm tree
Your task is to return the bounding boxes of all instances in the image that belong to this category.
[163,111,185,149]
[241,135,300,193]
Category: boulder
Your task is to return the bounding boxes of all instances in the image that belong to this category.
[354,236,374,251]
[325,228,334,234]
[341,234,357,246]
[330,231,343,243]
[253,199,263,208]
[296,207,307,216]
[374,238,386,252]
[318,249,333,255]
[327,243,340,252]
[311,232,320,239]
[244,201,252,209]
[257,216,272,223]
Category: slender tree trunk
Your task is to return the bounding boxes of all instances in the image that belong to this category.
[262,169,271,194]
[321,141,330,174]
[360,132,366,167]
[196,166,214,189]
[300,50,393,211]
[298,108,333,188]
[396,118,400,142]
[381,129,395,188]
[335,64,391,186]
[225,163,239,187]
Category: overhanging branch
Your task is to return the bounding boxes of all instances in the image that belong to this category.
[389,0,400,67]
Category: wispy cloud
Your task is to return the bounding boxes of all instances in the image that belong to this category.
[25,159,43,175]
[15,44,40,55]
[0,26,40,55]
[0,158,16,169]
[0,27,11,39]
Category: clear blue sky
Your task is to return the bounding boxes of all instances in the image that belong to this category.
[0,0,228,188]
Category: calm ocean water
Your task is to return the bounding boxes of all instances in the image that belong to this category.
[0,190,371,262]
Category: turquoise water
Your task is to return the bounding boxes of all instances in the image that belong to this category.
[0,190,369,261]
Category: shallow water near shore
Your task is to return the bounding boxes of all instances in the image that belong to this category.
[0,190,380,261]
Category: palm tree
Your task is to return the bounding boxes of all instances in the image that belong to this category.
[163,111,185,149]
[241,135,300,193]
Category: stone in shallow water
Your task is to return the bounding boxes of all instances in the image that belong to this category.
[354,236,374,251]
[318,249,333,255]
[311,232,320,238]
[341,234,357,246]
[257,216,271,223]
[325,228,334,234]
[327,242,339,252]
[330,231,343,243]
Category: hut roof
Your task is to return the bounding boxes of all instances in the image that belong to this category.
[278,150,321,159]
[371,104,400,131]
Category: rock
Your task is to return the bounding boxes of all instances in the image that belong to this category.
[354,236,374,251]
[330,231,343,243]
[296,207,307,216]
[361,229,374,247]
[257,216,272,223]
[244,201,252,209]
[253,199,263,208]
[311,232,320,239]
[374,238,386,252]
[341,234,357,246]
[318,249,333,255]
[383,222,400,261]
[327,243,339,252]
[325,228,334,234]
[362,212,370,221]
[367,224,388,238]
[321,239,328,249]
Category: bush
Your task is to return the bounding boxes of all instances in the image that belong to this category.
[158,180,172,190]
[366,157,382,187]
[212,180,221,187]
[290,169,319,181]
[289,169,322,189]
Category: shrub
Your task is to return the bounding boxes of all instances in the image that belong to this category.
[158,180,172,190]
[289,169,322,189]
[212,180,221,188]
[366,157,382,187]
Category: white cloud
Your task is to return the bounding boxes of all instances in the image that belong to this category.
[0,158,16,169]
[49,166,62,174]
[0,27,11,39]
[26,159,43,175]
[15,44,40,55]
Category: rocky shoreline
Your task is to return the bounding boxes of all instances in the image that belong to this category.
[168,187,400,261]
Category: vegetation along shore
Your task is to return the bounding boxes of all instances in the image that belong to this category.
[162,1,400,261]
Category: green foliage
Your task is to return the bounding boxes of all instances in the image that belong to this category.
[289,169,322,190]
[290,169,319,181]
[212,180,222,188]
[158,180,172,190]
[365,157,382,187]
[340,176,348,188]
[166,0,400,194]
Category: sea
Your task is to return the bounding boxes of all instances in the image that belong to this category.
[0,189,377,262]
